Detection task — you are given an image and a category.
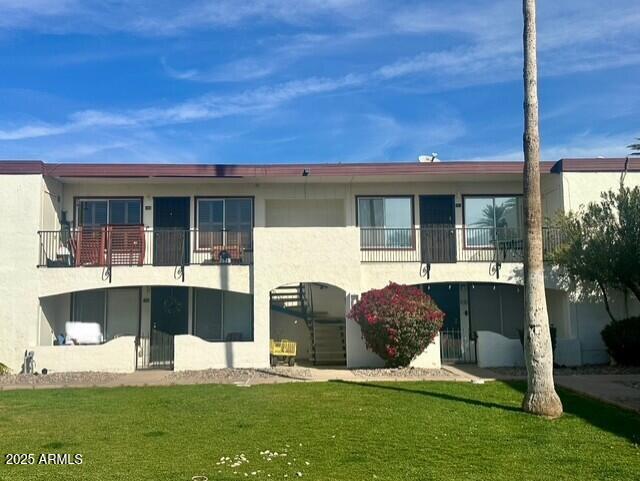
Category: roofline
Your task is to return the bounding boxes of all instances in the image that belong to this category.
[0,158,637,178]
[550,157,640,173]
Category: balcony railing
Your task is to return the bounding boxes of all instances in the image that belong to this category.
[38,226,253,268]
[360,226,563,263]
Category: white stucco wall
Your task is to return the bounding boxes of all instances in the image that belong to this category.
[562,171,640,212]
[174,335,268,370]
[0,174,44,371]
[28,336,136,373]
[6,169,635,373]
[39,264,252,297]
[476,331,524,368]
[253,227,361,368]
[476,331,582,368]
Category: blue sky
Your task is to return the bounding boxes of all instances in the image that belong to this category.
[0,0,638,164]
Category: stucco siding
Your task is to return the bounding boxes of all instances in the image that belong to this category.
[28,336,136,373]
[0,174,43,371]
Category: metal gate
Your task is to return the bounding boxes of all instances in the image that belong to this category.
[136,330,175,370]
[440,329,476,363]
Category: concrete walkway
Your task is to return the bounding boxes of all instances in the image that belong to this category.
[450,364,640,413]
[554,375,640,413]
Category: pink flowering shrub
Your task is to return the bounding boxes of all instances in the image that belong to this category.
[348,283,444,367]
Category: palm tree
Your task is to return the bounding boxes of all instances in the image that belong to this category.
[628,138,640,156]
[521,0,563,418]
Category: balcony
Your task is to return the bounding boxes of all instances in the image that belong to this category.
[360,226,563,263]
[38,227,253,268]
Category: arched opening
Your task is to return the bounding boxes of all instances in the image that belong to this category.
[269,282,347,366]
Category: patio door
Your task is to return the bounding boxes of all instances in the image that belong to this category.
[153,197,190,266]
[147,286,189,369]
[425,284,475,363]
[419,195,456,263]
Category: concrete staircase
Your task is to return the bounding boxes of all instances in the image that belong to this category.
[312,316,347,365]
[270,284,346,366]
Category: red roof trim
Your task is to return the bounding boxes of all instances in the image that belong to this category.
[553,158,640,173]
[0,160,44,174]
[0,160,548,177]
[0,158,635,178]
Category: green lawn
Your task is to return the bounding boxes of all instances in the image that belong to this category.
[0,381,638,481]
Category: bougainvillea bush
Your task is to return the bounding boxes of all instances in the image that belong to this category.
[348,283,444,367]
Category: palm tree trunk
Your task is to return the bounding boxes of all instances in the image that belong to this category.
[521,0,563,418]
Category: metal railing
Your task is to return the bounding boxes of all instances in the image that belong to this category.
[136,330,174,370]
[360,226,563,263]
[38,227,253,268]
[440,329,476,363]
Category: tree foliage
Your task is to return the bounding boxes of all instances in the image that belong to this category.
[348,283,444,368]
[554,185,640,320]
[601,317,640,365]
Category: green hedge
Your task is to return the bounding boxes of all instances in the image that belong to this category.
[601,317,640,366]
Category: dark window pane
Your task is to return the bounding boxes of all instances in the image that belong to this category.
[109,200,125,224]
[194,288,223,341]
[109,199,141,225]
[223,292,253,341]
[358,198,384,228]
[126,200,141,224]
[79,200,107,226]
[225,199,252,231]
[73,289,105,326]
[198,200,223,229]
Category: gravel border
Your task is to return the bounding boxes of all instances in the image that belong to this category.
[350,367,452,378]
[0,371,123,386]
[166,368,313,384]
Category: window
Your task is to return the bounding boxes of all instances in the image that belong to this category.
[109,199,141,225]
[71,288,140,342]
[464,196,523,247]
[80,200,108,226]
[193,288,253,341]
[193,289,223,341]
[77,199,142,227]
[72,289,106,327]
[357,196,413,248]
[196,198,253,249]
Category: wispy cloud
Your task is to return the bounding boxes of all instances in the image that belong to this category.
[0,0,374,35]
[0,0,638,162]
[2,18,639,143]
[337,112,466,162]
[0,74,365,140]
[162,56,279,83]
[473,131,640,162]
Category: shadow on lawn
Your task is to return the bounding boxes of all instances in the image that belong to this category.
[334,380,640,445]
[505,381,640,444]
[331,380,522,413]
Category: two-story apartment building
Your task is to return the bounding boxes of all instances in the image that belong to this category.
[1,158,638,374]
